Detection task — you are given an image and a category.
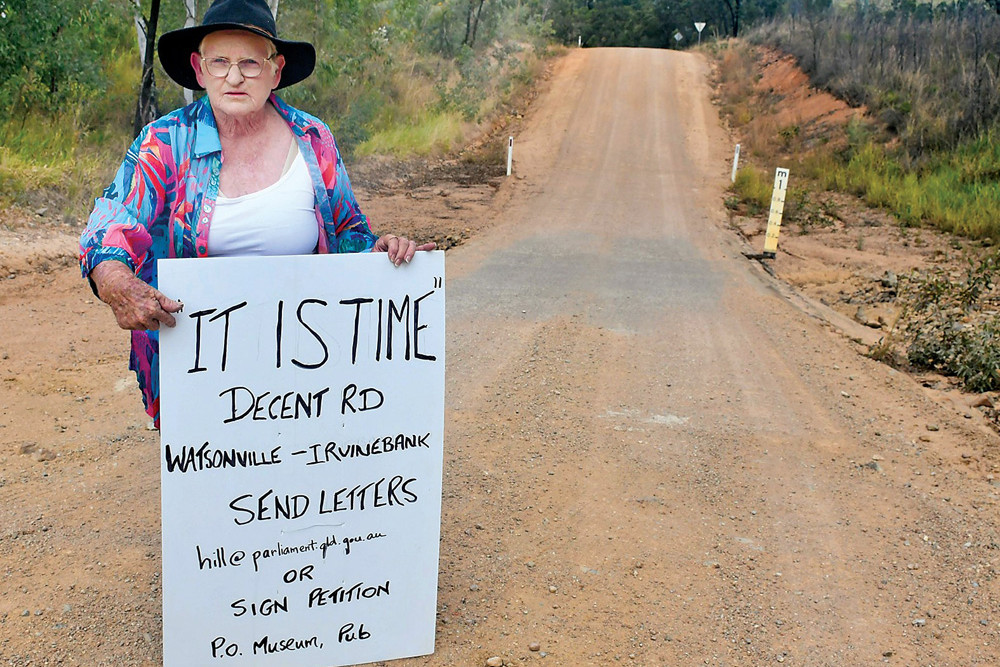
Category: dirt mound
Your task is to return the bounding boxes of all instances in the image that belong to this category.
[756,47,863,140]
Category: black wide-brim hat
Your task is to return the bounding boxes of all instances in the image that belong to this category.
[158,0,316,91]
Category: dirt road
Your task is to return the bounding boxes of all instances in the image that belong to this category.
[3,48,1000,666]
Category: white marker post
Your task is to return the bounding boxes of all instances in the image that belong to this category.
[578,35,582,47]
[694,22,706,45]
[763,167,790,258]
[506,136,514,177]
[731,143,741,183]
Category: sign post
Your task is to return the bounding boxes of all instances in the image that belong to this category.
[506,136,514,176]
[731,143,741,183]
[694,22,706,45]
[763,168,790,258]
[157,252,446,667]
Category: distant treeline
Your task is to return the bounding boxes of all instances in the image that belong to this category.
[748,2,1000,160]
[549,0,789,48]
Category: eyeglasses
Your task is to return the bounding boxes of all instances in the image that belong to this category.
[199,54,277,79]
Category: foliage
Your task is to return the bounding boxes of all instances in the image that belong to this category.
[716,31,1000,392]
[718,18,1000,241]
[543,0,785,48]
[0,0,134,118]
[748,3,1000,158]
[0,0,138,212]
[879,252,1000,392]
[355,111,465,156]
[0,0,551,213]
[731,165,772,215]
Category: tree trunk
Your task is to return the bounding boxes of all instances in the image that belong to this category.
[463,0,474,46]
[314,0,323,44]
[132,0,147,67]
[183,0,197,105]
[133,0,161,137]
[268,0,279,21]
[469,0,486,46]
[439,6,452,55]
[721,0,738,38]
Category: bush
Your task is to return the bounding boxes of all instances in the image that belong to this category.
[0,0,133,118]
[884,251,1000,392]
[749,5,1000,159]
[732,166,773,215]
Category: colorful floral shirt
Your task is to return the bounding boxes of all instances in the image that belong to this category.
[79,94,378,426]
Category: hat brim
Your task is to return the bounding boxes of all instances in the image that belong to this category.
[158,24,315,91]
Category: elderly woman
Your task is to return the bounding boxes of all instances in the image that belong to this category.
[79,0,434,427]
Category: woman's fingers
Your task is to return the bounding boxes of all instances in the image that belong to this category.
[111,284,179,331]
[92,261,181,331]
[376,235,437,266]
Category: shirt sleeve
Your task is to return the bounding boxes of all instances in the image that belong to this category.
[79,125,170,278]
[313,125,378,254]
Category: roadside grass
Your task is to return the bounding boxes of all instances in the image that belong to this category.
[358,43,545,158]
[355,111,466,157]
[818,137,1000,239]
[730,166,772,215]
[713,39,1000,393]
[0,113,120,220]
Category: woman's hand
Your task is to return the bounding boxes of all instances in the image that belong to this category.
[90,261,183,331]
[373,234,437,266]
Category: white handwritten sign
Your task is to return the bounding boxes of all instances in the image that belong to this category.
[157,252,445,666]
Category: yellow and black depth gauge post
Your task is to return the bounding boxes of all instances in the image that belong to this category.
[763,167,790,259]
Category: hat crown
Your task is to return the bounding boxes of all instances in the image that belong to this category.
[158,0,315,91]
[202,0,277,38]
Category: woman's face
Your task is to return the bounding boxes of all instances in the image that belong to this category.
[191,30,285,119]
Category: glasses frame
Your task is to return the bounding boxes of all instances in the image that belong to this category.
[198,53,278,79]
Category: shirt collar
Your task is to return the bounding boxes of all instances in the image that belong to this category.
[269,93,311,138]
[192,96,222,157]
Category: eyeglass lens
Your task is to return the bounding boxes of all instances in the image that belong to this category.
[203,57,267,78]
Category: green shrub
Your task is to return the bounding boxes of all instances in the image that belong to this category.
[819,135,1000,240]
[355,112,465,157]
[888,251,1000,392]
[732,166,773,215]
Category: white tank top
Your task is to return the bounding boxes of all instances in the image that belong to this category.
[208,147,319,257]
